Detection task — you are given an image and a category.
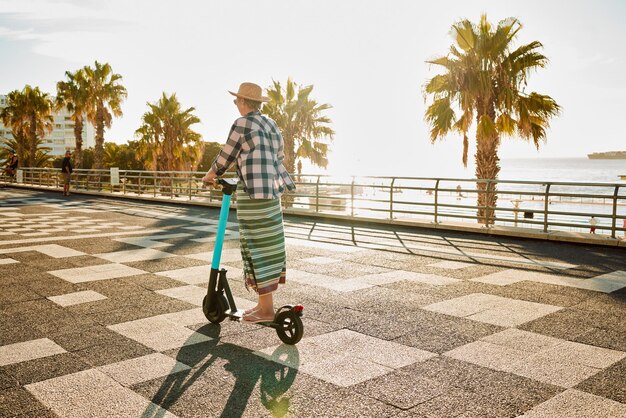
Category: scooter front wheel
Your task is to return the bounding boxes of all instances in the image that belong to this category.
[203,293,227,324]
[275,311,303,345]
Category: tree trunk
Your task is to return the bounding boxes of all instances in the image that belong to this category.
[74,117,84,168]
[94,104,105,170]
[29,114,37,167]
[14,130,25,168]
[283,133,295,175]
[474,133,500,225]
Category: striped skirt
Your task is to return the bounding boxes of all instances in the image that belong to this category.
[236,183,287,295]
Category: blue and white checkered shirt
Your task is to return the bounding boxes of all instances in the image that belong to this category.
[211,111,296,199]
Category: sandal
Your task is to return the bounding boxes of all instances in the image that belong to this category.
[242,311,274,324]
[244,307,259,315]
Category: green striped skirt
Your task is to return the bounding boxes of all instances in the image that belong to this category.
[236,183,287,295]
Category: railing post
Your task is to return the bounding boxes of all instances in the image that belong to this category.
[154,176,157,197]
[188,174,192,201]
[315,175,320,213]
[389,178,396,220]
[543,183,551,233]
[611,185,619,239]
[351,177,355,217]
[486,180,493,228]
[434,179,440,223]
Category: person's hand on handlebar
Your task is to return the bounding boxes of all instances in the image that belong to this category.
[201,171,217,187]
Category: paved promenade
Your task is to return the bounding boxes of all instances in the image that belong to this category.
[0,187,625,417]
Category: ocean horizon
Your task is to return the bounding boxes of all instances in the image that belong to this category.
[321,157,626,184]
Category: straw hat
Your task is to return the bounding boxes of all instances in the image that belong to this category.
[229,82,269,102]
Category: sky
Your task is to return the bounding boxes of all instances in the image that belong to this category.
[1,0,625,178]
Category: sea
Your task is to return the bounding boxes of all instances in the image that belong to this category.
[319,158,626,231]
[498,158,626,184]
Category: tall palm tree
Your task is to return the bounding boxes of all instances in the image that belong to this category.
[1,86,53,167]
[262,78,334,175]
[424,15,560,224]
[56,69,89,168]
[0,90,28,164]
[83,61,127,169]
[135,92,203,172]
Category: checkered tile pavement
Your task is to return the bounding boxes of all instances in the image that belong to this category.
[1,188,625,417]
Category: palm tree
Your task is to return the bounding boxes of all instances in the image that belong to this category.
[0,86,53,167]
[56,69,89,168]
[135,93,202,190]
[0,90,28,164]
[1,136,54,167]
[424,15,560,224]
[262,78,334,175]
[83,61,127,169]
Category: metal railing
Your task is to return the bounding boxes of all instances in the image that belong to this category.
[5,167,626,239]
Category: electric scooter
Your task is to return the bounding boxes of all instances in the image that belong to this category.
[202,178,304,345]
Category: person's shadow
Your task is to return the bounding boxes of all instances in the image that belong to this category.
[141,323,299,418]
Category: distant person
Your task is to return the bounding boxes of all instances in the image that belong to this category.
[589,216,597,234]
[456,184,463,200]
[202,82,295,323]
[4,151,18,180]
[61,150,73,196]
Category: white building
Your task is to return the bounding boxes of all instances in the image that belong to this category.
[0,94,95,156]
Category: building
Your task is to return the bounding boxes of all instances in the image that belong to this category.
[0,94,95,156]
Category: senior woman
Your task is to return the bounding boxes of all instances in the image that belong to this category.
[202,82,295,323]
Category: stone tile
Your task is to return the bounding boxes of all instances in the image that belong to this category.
[360,270,460,286]
[48,264,147,283]
[444,340,532,371]
[47,290,107,307]
[353,370,449,409]
[0,338,67,367]
[447,329,624,389]
[94,248,175,263]
[0,387,49,417]
[257,329,436,387]
[97,353,190,386]
[407,387,502,418]
[467,300,562,327]
[184,247,242,263]
[471,269,527,286]
[425,293,563,327]
[289,269,373,292]
[471,268,626,293]
[299,353,392,387]
[0,244,86,258]
[156,285,205,306]
[429,260,474,270]
[576,358,626,404]
[156,265,212,285]
[519,389,626,417]
[159,308,208,327]
[25,369,178,418]
[302,256,342,265]
[0,352,91,385]
[481,328,563,353]
[508,352,602,388]
[533,341,625,369]
[573,328,626,352]
[108,315,212,352]
[114,233,192,248]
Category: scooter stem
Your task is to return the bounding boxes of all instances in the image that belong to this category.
[211,193,231,270]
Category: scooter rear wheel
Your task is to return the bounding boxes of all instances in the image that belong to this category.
[203,293,227,324]
[275,311,303,345]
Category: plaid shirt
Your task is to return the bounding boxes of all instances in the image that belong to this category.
[211,111,295,199]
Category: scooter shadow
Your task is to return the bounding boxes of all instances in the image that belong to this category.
[141,323,300,418]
